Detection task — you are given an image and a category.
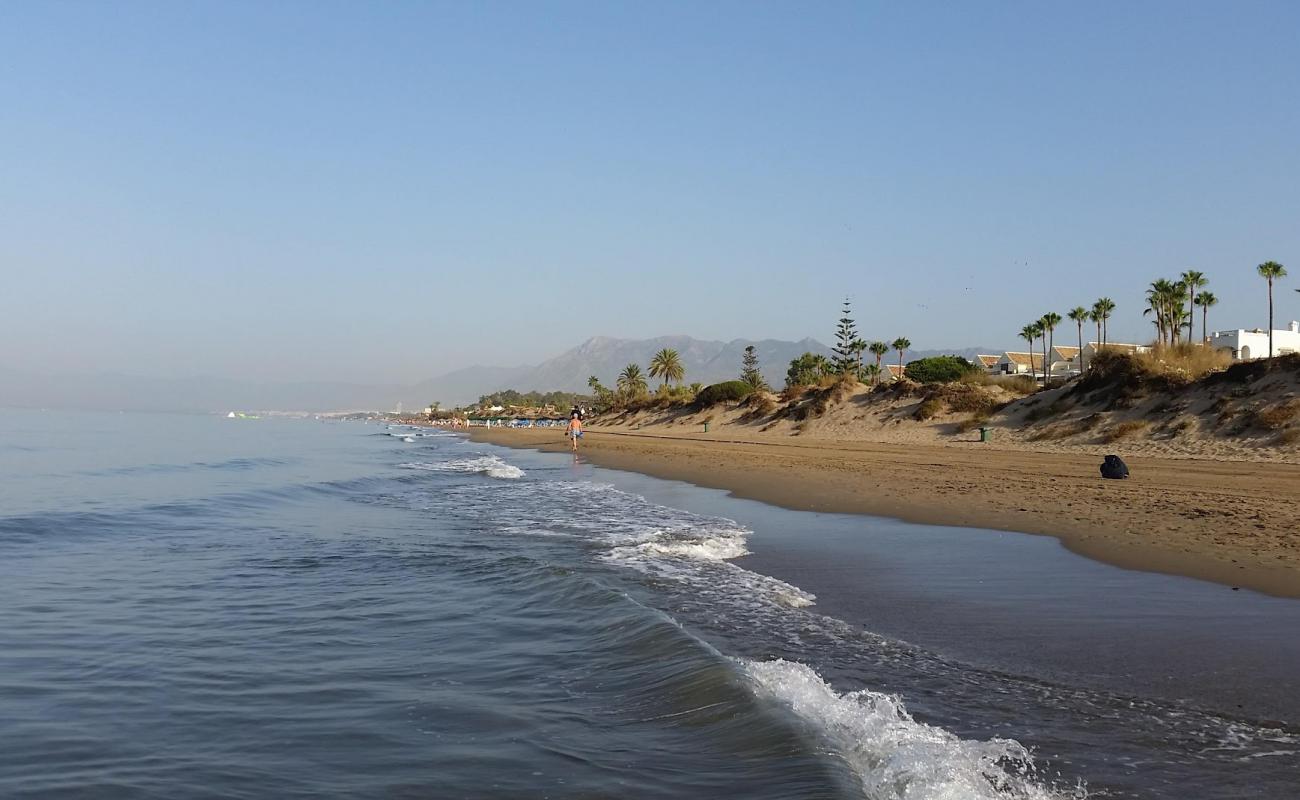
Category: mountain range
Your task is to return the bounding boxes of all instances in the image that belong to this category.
[1,337,997,413]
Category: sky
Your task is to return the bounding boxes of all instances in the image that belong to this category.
[3,1,1299,385]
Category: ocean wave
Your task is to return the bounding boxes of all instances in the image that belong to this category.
[80,456,295,477]
[401,456,524,480]
[741,659,1086,800]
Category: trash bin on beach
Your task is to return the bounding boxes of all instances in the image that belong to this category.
[979,426,990,442]
[703,422,710,433]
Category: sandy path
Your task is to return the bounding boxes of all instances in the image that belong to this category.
[470,426,1300,598]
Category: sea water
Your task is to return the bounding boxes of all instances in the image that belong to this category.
[0,410,1296,799]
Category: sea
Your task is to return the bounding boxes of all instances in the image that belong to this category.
[1,409,1297,799]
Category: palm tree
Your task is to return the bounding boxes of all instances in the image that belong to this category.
[1030,321,1045,382]
[1068,306,1089,372]
[868,341,889,384]
[648,348,684,389]
[811,354,833,376]
[1095,297,1116,346]
[1040,312,1061,385]
[861,363,881,384]
[1181,270,1207,343]
[1089,307,1102,354]
[1144,279,1184,346]
[891,338,911,378]
[1193,291,1217,342]
[1019,324,1038,383]
[617,363,647,398]
[850,338,868,378]
[587,375,602,392]
[1258,261,1288,359]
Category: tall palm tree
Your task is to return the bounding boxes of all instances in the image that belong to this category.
[1089,306,1102,354]
[617,363,647,398]
[861,363,881,384]
[1193,291,1217,342]
[1095,298,1116,346]
[868,341,889,384]
[648,348,684,389]
[1181,270,1207,343]
[1257,261,1288,359]
[891,337,911,378]
[850,338,868,378]
[1068,306,1089,372]
[587,375,602,393]
[1040,312,1062,385]
[1030,321,1044,382]
[1019,324,1038,383]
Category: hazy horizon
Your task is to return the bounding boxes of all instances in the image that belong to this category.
[4,2,1298,392]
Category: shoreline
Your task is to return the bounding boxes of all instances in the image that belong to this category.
[468,426,1300,599]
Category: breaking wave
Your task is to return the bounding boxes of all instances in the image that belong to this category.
[742,659,1086,800]
[401,456,525,480]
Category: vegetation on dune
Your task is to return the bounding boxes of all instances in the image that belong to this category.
[904,355,979,384]
[694,380,755,407]
[785,352,834,389]
[1071,347,1230,402]
[1104,420,1150,442]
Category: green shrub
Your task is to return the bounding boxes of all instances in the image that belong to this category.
[785,352,833,389]
[904,356,978,384]
[695,380,755,407]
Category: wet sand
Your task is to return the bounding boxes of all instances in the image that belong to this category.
[470,427,1300,598]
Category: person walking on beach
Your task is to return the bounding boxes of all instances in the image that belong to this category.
[566,412,583,451]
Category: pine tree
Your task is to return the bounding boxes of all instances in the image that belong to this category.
[740,345,767,389]
[832,298,859,374]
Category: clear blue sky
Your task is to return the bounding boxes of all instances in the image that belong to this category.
[3,1,1297,383]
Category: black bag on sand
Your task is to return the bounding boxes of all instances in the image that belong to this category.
[1100,454,1129,480]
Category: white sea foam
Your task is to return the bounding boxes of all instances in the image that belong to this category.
[437,479,815,609]
[401,456,524,480]
[610,530,750,562]
[742,659,1084,800]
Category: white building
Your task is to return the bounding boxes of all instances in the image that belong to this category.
[1049,345,1081,378]
[1208,322,1300,360]
[995,351,1043,376]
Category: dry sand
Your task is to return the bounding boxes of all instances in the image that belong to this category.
[470,426,1300,598]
